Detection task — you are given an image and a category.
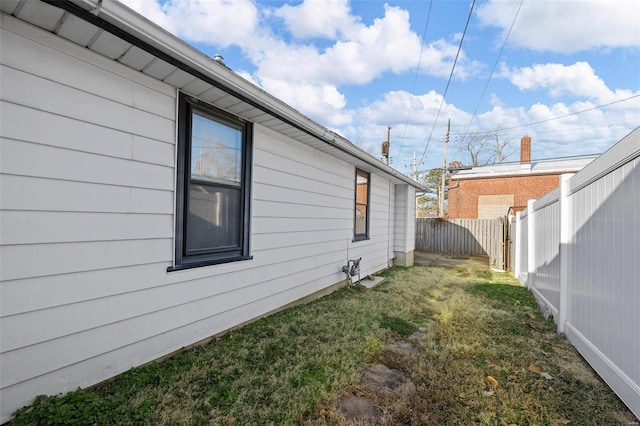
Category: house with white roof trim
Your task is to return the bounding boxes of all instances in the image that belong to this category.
[0,0,424,420]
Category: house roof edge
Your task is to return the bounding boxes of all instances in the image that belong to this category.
[61,0,424,190]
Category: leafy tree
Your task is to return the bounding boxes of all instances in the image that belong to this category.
[416,168,448,217]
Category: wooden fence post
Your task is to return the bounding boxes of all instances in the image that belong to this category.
[558,173,573,333]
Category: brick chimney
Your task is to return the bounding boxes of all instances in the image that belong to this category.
[520,136,531,164]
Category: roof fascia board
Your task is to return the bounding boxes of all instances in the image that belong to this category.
[48,0,423,190]
[451,158,598,181]
[451,171,576,181]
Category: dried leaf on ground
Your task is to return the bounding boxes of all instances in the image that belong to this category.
[528,363,541,374]
[484,376,499,387]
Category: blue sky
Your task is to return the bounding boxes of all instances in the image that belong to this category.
[122,0,639,175]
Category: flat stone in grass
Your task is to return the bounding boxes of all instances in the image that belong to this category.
[389,340,418,354]
[338,395,381,423]
[408,330,427,345]
[361,363,405,390]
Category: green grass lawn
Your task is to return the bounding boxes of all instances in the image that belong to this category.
[10,264,636,425]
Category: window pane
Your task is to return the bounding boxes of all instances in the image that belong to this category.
[355,204,367,235]
[186,184,241,252]
[355,169,369,237]
[356,172,368,204]
[190,111,242,186]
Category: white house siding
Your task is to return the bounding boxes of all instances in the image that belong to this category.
[0,13,410,421]
[393,184,416,266]
[407,188,416,253]
[344,173,394,275]
[0,15,177,420]
[388,181,396,262]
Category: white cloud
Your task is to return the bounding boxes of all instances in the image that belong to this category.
[419,38,481,79]
[120,0,259,47]
[123,0,475,85]
[489,93,503,107]
[272,0,357,40]
[119,0,480,130]
[255,4,424,85]
[357,90,466,124]
[344,90,473,163]
[504,62,640,104]
[465,96,640,160]
[259,77,353,127]
[348,87,639,168]
[118,0,639,170]
[477,0,640,52]
[507,62,611,99]
[120,0,176,32]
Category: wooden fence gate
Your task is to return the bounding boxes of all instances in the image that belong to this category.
[415,217,506,270]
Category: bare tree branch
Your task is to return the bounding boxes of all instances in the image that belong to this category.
[457,127,514,166]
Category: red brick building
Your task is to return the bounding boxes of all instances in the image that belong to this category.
[447,136,598,218]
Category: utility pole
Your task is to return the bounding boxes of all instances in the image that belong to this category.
[438,119,450,217]
[404,151,423,181]
[381,125,391,165]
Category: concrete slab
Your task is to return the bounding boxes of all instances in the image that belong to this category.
[414,251,489,271]
[356,276,385,289]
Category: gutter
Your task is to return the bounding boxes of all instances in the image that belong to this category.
[46,0,424,191]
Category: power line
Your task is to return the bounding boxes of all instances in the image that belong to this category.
[418,0,476,168]
[397,0,433,158]
[458,0,524,146]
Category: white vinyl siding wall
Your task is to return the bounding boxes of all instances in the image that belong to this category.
[387,181,396,262]
[393,184,416,254]
[346,174,394,274]
[0,17,178,417]
[0,14,411,420]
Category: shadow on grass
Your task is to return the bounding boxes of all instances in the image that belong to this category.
[468,282,538,309]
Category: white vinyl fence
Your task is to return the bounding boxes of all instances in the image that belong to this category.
[513,127,639,419]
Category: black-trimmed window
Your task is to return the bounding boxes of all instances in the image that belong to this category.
[354,169,370,240]
[170,93,252,270]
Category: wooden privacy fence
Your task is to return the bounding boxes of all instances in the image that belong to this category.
[415,218,505,270]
